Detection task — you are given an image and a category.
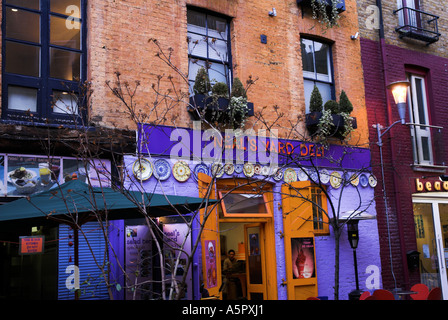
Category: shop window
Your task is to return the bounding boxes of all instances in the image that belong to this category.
[407,73,434,165]
[311,188,329,235]
[187,8,231,92]
[2,0,86,124]
[301,38,335,113]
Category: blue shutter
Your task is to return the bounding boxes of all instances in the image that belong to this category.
[58,222,110,300]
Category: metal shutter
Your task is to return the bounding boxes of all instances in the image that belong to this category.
[58,222,110,300]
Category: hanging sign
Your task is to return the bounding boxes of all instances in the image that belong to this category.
[19,236,45,255]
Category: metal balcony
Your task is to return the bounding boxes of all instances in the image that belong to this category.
[394,7,441,45]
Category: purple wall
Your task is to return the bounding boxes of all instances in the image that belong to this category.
[360,37,448,290]
[123,147,381,299]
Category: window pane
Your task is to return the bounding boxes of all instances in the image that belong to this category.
[207,15,227,38]
[314,42,330,77]
[208,62,227,84]
[223,193,268,214]
[208,38,228,62]
[304,80,332,113]
[187,10,206,30]
[414,78,427,126]
[6,8,40,43]
[52,90,78,114]
[50,15,80,49]
[301,39,315,74]
[421,136,430,161]
[6,0,40,10]
[187,32,208,58]
[49,47,80,80]
[8,86,38,112]
[5,41,40,77]
[50,0,81,18]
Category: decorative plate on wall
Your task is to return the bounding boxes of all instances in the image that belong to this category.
[320,169,330,184]
[153,159,171,181]
[273,168,283,181]
[297,168,308,181]
[243,163,255,178]
[224,163,235,175]
[132,158,153,181]
[261,166,271,176]
[369,174,377,188]
[254,164,262,175]
[234,164,243,174]
[350,174,359,187]
[211,163,224,178]
[359,173,369,187]
[284,168,297,184]
[172,161,191,182]
[330,171,342,189]
[193,163,209,181]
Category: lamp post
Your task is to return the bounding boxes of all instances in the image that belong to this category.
[374,80,410,292]
[341,211,376,300]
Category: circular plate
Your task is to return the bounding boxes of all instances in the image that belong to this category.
[254,164,262,175]
[320,169,330,184]
[369,174,378,188]
[132,158,153,181]
[261,166,271,176]
[172,161,190,182]
[153,159,171,181]
[273,168,283,181]
[309,169,318,183]
[224,163,234,175]
[243,163,254,177]
[350,174,359,187]
[284,168,297,184]
[359,173,369,187]
[297,168,308,181]
[211,163,224,178]
[330,171,342,189]
[234,164,243,174]
[193,163,209,181]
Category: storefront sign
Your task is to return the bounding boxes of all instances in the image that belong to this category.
[415,178,448,192]
[19,236,44,255]
[137,124,371,170]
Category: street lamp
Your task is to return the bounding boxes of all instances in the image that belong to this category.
[374,80,410,292]
[340,211,376,300]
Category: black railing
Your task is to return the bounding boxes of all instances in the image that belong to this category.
[394,7,440,45]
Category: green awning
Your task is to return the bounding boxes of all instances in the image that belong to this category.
[0,179,215,226]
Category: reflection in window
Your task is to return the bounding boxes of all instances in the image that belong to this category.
[8,86,38,112]
[222,193,268,214]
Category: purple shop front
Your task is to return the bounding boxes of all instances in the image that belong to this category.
[119,124,382,300]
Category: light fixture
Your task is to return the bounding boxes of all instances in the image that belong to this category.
[269,7,276,17]
[387,81,410,124]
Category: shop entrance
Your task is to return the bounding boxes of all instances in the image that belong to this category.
[219,222,267,300]
[412,195,448,299]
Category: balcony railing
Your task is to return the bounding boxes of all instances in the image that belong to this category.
[394,7,440,45]
[408,123,446,171]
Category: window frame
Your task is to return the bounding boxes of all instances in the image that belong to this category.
[407,72,434,165]
[218,190,273,218]
[300,37,336,113]
[187,7,232,92]
[310,186,329,235]
[1,0,87,125]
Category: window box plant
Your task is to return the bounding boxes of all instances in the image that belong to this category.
[305,86,356,140]
[188,68,254,129]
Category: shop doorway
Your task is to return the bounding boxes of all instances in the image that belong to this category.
[412,195,448,299]
[219,222,267,300]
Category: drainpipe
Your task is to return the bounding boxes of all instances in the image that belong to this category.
[376,0,410,290]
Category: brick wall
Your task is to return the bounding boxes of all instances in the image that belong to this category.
[84,0,370,146]
[360,36,448,289]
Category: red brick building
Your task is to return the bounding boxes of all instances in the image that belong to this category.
[357,0,448,297]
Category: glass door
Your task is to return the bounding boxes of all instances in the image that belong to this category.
[244,224,266,300]
[413,198,448,299]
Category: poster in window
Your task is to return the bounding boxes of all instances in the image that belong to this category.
[205,240,217,288]
[0,155,5,196]
[7,155,60,196]
[291,237,315,279]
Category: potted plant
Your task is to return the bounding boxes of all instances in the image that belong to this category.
[305,86,357,140]
[188,68,254,129]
